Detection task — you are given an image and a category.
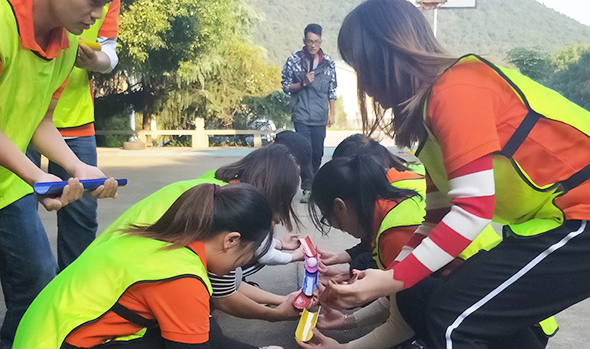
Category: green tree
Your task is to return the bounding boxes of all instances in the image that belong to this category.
[505,47,554,84]
[98,0,268,132]
[547,48,590,111]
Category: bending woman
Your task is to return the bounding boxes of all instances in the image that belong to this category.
[323,0,590,348]
[14,183,273,349]
[91,144,303,348]
[303,155,499,349]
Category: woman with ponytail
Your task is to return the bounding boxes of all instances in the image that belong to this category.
[58,143,303,349]
[15,183,274,349]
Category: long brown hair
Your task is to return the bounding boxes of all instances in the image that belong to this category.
[124,183,273,250]
[215,144,301,231]
[338,0,458,148]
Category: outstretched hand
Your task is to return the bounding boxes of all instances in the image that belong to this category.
[296,328,345,349]
[317,307,355,330]
[281,234,301,250]
[317,247,345,266]
[320,269,403,310]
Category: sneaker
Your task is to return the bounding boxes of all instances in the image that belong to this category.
[300,190,311,203]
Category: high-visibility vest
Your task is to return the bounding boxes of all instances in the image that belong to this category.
[0,0,77,208]
[372,196,425,269]
[52,5,109,130]
[14,232,212,349]
[373,168,501,268]
[417,54,584,338]
[102,177,227,236]
[418,54,590,237]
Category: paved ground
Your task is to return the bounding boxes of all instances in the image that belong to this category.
[1,138,588,348]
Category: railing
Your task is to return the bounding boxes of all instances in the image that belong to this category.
[95,118,276,148]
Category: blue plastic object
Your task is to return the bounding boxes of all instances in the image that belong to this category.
[34,178,127,195]
[302,270,318,296]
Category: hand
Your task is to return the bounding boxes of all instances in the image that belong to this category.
[317,307,353,330]
[281,234,301,250]
[36,175,84,212]
[296,328,345,349]
[317,247,345,266]
[71,164,119,199]
[75,44,98,69]
[305,71,315,86]
[290,246,305,262]
[327,112,335,128]
[271,294,301,321]
[318,265,350,287]
[320,269,403,310]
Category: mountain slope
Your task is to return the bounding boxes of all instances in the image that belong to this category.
[249,0,590,66]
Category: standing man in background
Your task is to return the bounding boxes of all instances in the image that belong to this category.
[281,23,337,203]
[27,0,120,270]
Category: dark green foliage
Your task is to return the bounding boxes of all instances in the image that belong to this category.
[505,47,553,84]
[235,91,292,129]
[505,45,589,110]
[547,48,590,110]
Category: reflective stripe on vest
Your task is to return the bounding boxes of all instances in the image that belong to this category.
[14,232,211,349]
[52,5,109,130]
[382,168,500,263]
[0,0,77,208]
[418,54,590,236]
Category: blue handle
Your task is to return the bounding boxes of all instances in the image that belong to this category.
[34,178,127,195]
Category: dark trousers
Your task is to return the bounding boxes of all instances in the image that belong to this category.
[293,122,326,190]
[397,220,590,349]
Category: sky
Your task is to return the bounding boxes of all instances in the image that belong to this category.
[535,0,590,27]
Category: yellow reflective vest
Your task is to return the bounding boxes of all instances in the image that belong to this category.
[0,0,77,208]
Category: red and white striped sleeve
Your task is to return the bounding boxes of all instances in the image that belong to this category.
[388,154,495,288]
[394,174,450,263]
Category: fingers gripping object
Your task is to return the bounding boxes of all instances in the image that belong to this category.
[78,38,101,51]
[34,178,127,195]
[294,236,320,342]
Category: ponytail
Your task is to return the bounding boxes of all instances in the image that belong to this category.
[124,183,272,250]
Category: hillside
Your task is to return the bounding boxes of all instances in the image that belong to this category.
[249,0,590,66]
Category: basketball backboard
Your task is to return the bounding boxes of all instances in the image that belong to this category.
[408,0,477,9]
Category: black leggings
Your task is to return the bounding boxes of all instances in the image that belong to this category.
[397,220,590,349]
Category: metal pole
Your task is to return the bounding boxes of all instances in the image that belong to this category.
[433,7,438,37]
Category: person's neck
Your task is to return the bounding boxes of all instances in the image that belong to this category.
[32,0,59,50]
[304,49,319,60]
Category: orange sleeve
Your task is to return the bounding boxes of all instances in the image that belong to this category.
[427,62,505,174]
[52,75,70,100]
[144,277,210,344]
[98,0,120,38]
[378,225,416,267]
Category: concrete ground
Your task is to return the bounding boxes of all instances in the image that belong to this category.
[1,136,588,348]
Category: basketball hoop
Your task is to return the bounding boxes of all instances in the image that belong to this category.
[419,0,448,10]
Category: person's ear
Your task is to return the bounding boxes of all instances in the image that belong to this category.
[332,198,347,216]
[223,232,242,251]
